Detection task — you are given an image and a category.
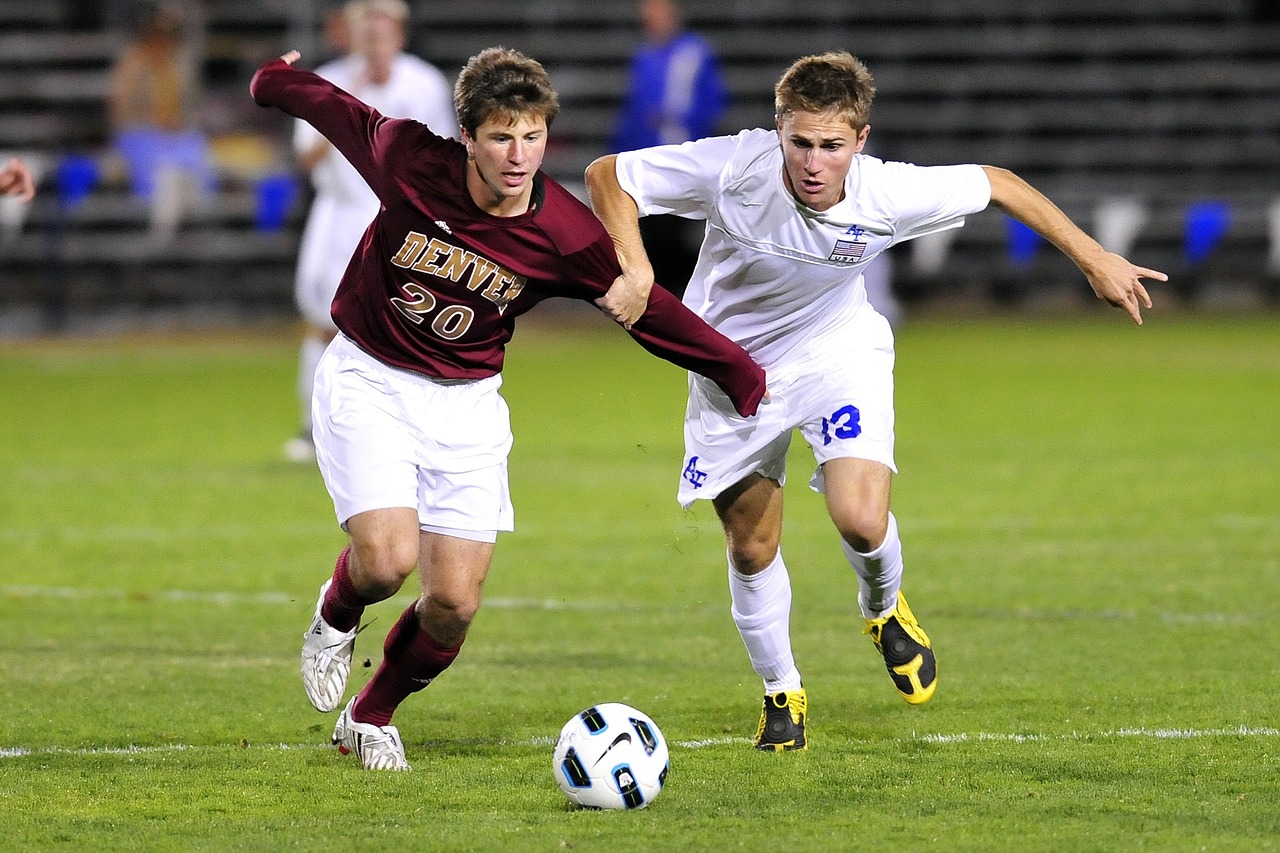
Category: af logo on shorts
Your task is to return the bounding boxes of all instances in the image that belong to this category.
[682,456,708,488]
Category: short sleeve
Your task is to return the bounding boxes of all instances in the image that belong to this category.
[614,135,740,220]
[882,162,992,242]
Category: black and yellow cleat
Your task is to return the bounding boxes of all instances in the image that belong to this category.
[753,688,808,752]
[863,591,937,705]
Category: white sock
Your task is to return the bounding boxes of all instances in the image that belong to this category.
[298,336,327,434]
[841,512,905,620]
[728,550,802,694]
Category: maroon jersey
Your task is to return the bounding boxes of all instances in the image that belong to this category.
[250,59,764,416]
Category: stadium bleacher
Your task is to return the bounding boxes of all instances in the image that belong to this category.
[1,0,1277,331]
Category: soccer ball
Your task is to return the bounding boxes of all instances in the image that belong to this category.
[552,703,669,810]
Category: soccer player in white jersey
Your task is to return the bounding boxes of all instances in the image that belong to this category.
[586,51,1165,751]
[285,0,457,462]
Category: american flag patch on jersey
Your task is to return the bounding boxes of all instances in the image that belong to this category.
[829,239,867,264]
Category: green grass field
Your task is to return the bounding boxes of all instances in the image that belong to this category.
[2,312,1277,851]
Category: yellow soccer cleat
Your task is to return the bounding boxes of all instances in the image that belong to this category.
[753,687,808,752]
[863,592,937,705]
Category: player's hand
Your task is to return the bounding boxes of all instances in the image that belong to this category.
[280,50,301,65]
[595,266,654,330]
[1085,251,1166,325]
[0,157,35,202]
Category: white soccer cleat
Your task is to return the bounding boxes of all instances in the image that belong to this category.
[301,579,357,712]
[332,698,410,771]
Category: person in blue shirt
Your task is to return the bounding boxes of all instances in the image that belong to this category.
[612,0,726,151]
[610,0,727,296]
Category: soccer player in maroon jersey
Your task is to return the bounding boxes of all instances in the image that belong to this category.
[251,48,765,770]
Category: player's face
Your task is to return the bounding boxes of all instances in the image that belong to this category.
[776,110,869,212]
[462,113,548,217]
[359,13,404,65]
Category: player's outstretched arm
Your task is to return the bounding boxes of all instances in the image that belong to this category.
[585,154,655,330]
[984,166,1166,325]
[0,156,35,202]
[251,50,418,208]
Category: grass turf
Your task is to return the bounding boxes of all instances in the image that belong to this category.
[1,312,1277,851]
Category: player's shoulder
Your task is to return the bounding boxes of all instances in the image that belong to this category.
[854,154,984,198]
[732,127,780,156]
[535,176,608,254]
[852,152,897,182]
[720,127,781,182]
[848,153,922,209]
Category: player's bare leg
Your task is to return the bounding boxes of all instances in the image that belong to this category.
[335,530,494,770]
[714,473,783,573]
[714,474,807,750]
[301,507,417,712]
[823,457,937,704]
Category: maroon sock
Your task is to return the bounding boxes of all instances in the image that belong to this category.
[319,546,365,632]
[353,603,461,727]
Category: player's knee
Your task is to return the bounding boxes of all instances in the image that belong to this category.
[350,538,418,598]
[727,536,780,574]
[419,592,479,641]
[833,506,888,554]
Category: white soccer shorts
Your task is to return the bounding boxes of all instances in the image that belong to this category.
[312,334,515,542]
[677,316,897,508]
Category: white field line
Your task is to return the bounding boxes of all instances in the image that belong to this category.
[4,727,1275,761]
[1,583,1267,624]
[917,726,1280,744]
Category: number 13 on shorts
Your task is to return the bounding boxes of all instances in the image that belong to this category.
[820,404,861,446]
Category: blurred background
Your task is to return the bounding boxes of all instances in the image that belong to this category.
[1,0,1278,335]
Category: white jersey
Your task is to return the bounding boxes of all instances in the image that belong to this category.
[293,52,457,327]
[616,128,991,370]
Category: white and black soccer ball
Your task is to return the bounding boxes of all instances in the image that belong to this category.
[552,703,669,810]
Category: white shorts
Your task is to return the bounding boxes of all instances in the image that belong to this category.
[677,313,897,508]
[312,334,515,541]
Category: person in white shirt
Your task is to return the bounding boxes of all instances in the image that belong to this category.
[585,51,1165,751]
[286,0,457,462]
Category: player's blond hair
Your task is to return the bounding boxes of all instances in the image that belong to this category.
[349,0,409,24]
[774,51,876,130]
[454,47,560,134]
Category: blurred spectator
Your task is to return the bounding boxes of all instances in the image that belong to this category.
[319,3,355,62]
[285,0,458,463]
[108,3,213,241]
[610,0,727,296]
[0,157,36,202]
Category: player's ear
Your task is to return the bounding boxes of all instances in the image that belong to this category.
[854,124,871,153]
[460,128,475,160]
